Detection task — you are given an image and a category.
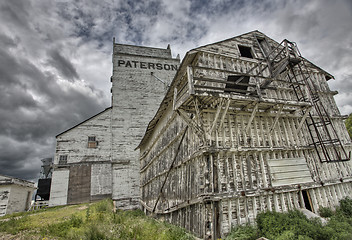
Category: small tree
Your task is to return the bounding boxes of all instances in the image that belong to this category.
[345,113,352,140]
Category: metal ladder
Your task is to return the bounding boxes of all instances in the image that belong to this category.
[254,36,350,162]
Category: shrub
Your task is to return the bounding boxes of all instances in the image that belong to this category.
[339,197,352,217]
[345,113,352,139]
[226,224,258,240]
[166,223,195,240]
[318,206,334,218]
[276,230,296,240]
[256,210,292,238]
[255,210,331,240]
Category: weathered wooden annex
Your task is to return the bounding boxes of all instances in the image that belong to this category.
[0,174,36,216]
[138,31,352,239]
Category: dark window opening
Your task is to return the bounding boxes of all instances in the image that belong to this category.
[88,136,96,142]
[238,45,253,58]
[257,37,264,43]
[225,75,250,92]
[59,155,67,165]
[302,190,313,211]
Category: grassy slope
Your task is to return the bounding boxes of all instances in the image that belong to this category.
[0,199,194,240]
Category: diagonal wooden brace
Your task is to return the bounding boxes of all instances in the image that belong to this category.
[153,126,188,213]
[208,99,224,137]
[177,109,205,141]
[269,104,283,133]
[296,106,311,134]
[218,99,231,130]
[245,103,258,133]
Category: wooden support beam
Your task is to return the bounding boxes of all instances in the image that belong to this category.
[255,77,263,100]
[269,104,283,133]
[173,88,178,111]
[218,99,231,130]
[296,107,311,134]
[245,103,258,133]
[241,100,257,111]
[187,66,195,95]
[194,97,206,133]
[152,126,189,213]
[209,99,224,137]
[228,115,235,148]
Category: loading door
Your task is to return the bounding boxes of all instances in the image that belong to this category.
[67,164,91,204]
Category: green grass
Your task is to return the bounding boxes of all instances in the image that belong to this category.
[226,197,352,240]
[0,199,194,240]
[5,197,351,239]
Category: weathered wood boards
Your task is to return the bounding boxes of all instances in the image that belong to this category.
[138,31,352,239]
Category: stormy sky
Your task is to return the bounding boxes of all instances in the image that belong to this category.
[0,0,351,182]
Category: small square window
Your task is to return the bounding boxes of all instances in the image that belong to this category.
[59,155,67,165]
[88,136,97,148]
[238,45,253,58]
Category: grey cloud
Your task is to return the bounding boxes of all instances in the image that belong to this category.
[0,0,31,30]
[0,0,109,181]
[47,49,80,81]
[0,33,18,48]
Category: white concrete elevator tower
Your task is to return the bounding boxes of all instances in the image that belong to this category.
[49,41,179,208]
[111,42,179,208]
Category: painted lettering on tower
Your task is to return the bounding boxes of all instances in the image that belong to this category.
[117,59,178,71]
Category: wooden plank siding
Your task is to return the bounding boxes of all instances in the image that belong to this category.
[139,31,352,239]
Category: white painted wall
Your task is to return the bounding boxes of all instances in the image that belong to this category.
[54,108,112,165]
[91,163,112,198]
[49,169,69,206]
[49,44,179,209]
[6,185,33,214]
[50,108,113,206]
[111,44,179,207]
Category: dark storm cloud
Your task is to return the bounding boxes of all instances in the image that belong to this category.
[0,0,351,183]
[0,0,108,181]
[0,137,39,180]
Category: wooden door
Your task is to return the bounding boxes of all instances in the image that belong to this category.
[67,164,91,204]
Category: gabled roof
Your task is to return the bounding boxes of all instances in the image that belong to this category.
[137,30,334,148]
[56,107,112,137]
[0,174,36,188]
[192,30,263,51]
